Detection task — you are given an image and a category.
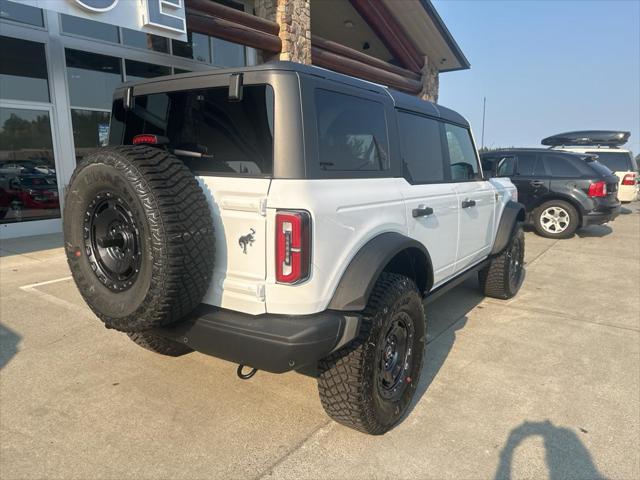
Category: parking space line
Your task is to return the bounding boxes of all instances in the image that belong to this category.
[19,276,72,291]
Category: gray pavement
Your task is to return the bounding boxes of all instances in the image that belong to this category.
[1,204,639,480]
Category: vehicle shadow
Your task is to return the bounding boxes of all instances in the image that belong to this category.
[494,420,605,480]
[576,225,612,238]
[403,277,484,419]
[0,323,21,369]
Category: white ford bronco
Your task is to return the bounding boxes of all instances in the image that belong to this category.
[64,62,525,435]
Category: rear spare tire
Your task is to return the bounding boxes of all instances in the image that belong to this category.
[63,146,214,332]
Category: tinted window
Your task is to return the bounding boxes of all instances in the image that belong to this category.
[61,14,119,43]
[125,60,171,81]
[398,112,444,183]
[444,123,479,181]
[172,32,211,63]
[65,49,122,109]
[111,85,274,176]
[516,153,537,176]
[585,151,633,172]
[0,36,49,102]
[70,110,111,163]
[121,28,169,53]
[0,0,43,27]
[541,154,582,177]
[316,90,389,171]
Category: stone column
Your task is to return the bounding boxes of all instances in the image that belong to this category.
[419,55,439,103]
[254,0,311,64]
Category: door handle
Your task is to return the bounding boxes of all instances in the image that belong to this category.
[529,180,545,187]
[412,205,434,218]
[461,199,476,208]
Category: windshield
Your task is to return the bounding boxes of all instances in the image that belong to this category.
[586,151,634,172]
[110,85,274,176]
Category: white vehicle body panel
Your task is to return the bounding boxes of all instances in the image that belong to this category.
[264,178,407,315]
[197,176,271,315]
[396,181,459,285]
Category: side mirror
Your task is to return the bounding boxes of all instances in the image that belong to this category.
[494,156,517,177]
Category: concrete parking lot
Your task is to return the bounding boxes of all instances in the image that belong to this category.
[1,204,639,480]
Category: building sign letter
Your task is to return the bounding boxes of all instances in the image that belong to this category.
[73,0,119,13]
[144,0,186,34]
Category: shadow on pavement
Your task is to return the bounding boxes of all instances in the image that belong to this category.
[404,277,484,420]
[0,323,21,369]
[576,225,612,238]
[0,232,63,258]
[494,420,604,480]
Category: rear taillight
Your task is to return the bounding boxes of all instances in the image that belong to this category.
[622,173,636,186]
[276,210,311,284]
[132,134,169,145]
[588,181,607,197]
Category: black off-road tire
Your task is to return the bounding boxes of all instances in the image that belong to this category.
[317,273,426,435]
[127,332,192,357]
[64,146,214,332]
[479,225,525,299]
[533,199,579,239]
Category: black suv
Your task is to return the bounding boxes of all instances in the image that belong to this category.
[481,149,621,238]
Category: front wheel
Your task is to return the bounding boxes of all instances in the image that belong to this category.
[317,273,426,435]
[479,225,525,299]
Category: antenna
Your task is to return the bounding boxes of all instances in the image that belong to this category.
[481,96,487,150]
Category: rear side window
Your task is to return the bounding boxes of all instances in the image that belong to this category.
[315,89,389,171]
[515,153,537,176]
[444,123,480,181]
[110,85,274,176]
[540,154,582,177]
[397,111,444,183]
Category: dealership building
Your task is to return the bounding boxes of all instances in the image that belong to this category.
[0,0,468,239]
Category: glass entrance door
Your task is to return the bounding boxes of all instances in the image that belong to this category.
[0,105,60,228]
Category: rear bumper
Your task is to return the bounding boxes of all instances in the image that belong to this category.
[582,203,621,226]
[153,305,360,373]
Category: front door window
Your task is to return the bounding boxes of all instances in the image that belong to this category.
[0,107,60,224]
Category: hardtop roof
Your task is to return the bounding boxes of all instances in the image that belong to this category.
[119,61,469,127]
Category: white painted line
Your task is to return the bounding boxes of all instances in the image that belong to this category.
[24,287,93,318]
[19,276,72,291]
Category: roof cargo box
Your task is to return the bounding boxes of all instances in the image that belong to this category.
[541,130,630,147]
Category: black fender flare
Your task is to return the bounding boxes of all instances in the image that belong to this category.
[328,232,432,311]
[491,201,526,255]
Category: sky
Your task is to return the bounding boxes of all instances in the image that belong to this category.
[433,0,640,155]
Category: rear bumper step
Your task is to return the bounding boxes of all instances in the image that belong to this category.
[153,305,360,373]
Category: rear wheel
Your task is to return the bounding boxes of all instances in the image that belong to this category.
[533,200,579,239]
[317,273,426,435]
[63,146,215,332]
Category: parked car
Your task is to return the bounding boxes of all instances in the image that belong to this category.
[6,174,60,210]
[63,62,526,435]
[542,130,639,203]
[481,148,620,238]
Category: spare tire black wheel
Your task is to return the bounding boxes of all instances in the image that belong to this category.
[63,146,215,332]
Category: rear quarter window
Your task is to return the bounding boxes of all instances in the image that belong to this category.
[315,89,389,172]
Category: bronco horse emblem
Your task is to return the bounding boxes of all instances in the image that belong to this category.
[238,228,256,254]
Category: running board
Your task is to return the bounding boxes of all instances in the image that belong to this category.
[423,259,489,305]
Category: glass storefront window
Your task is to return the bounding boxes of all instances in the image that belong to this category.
[60,14,119,43]
[121,28,169,53]
[212,37,246,67]
[0,0,44,27]
[125,60,171,82]
[65,49,122,110]
[70,109,111,164]
[172,32,211,63]
[0,36,49,103]
[0,107,60,224]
